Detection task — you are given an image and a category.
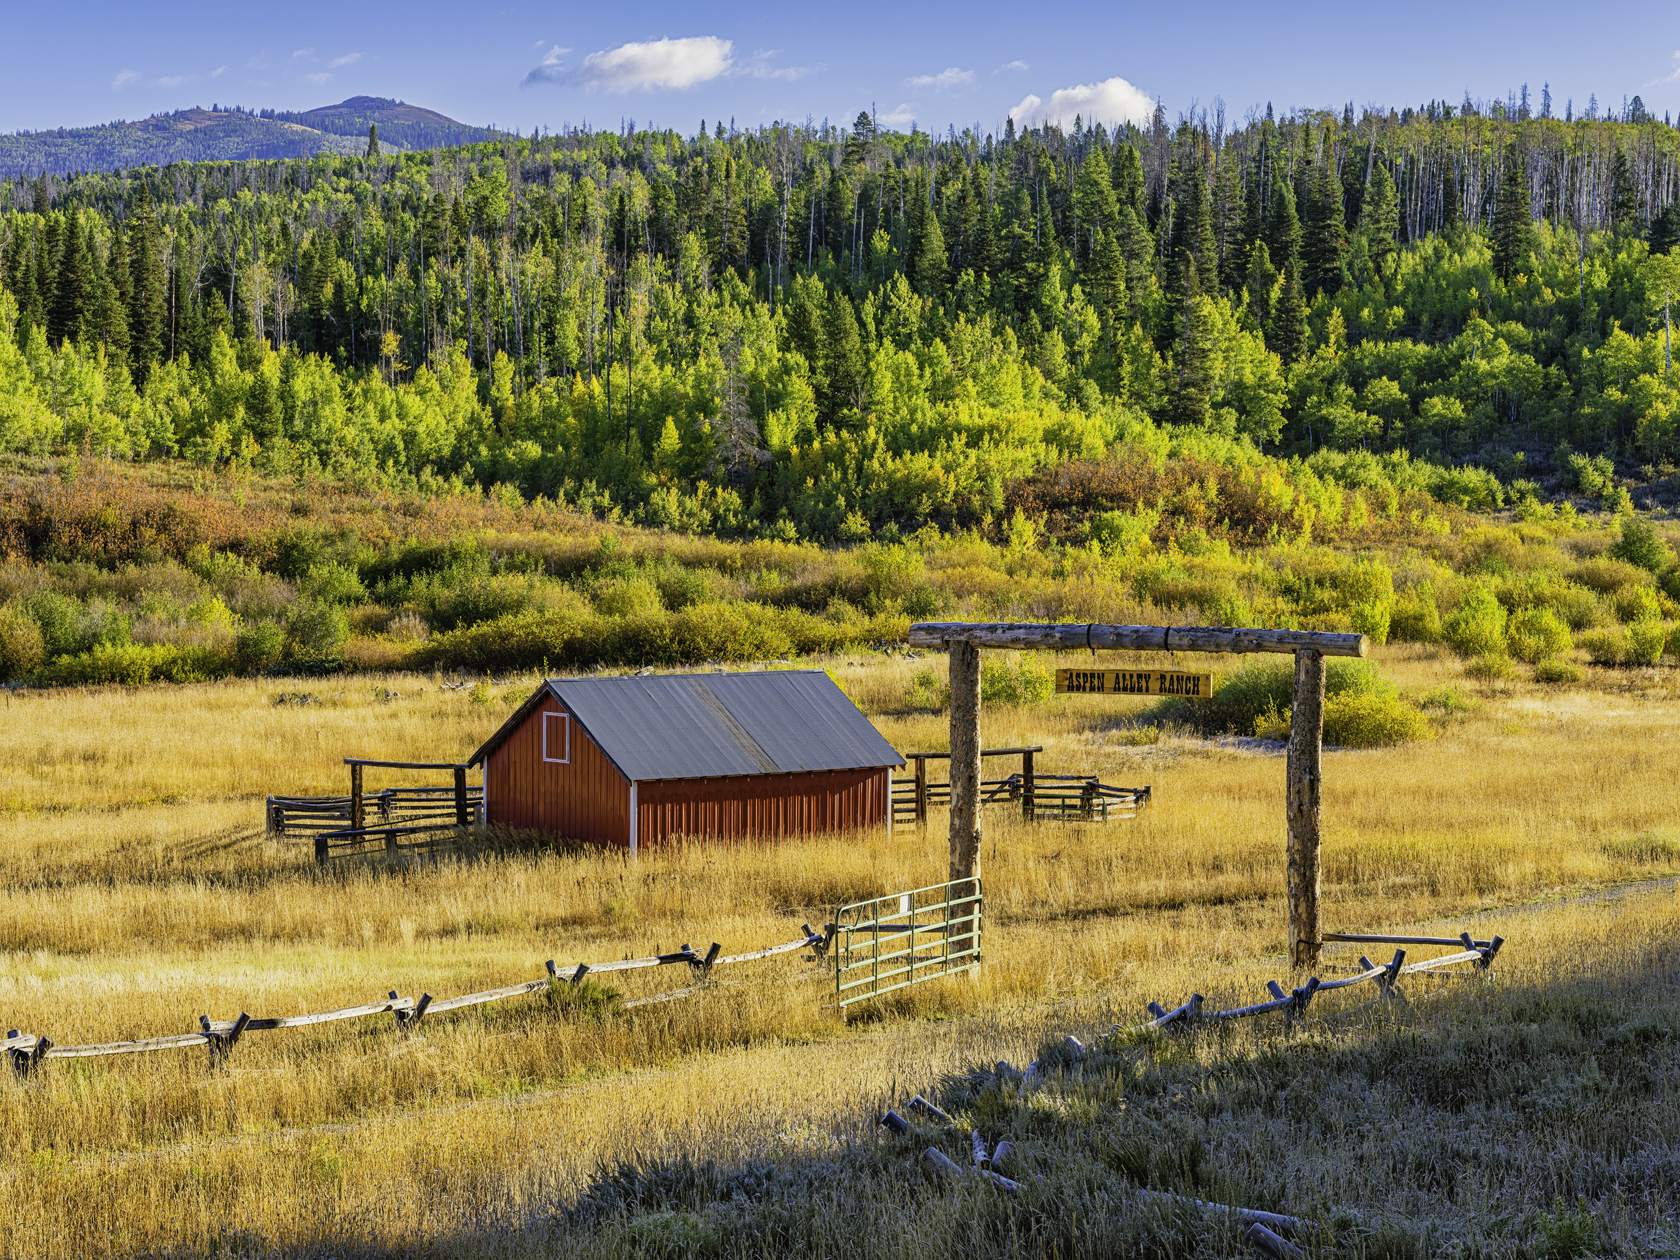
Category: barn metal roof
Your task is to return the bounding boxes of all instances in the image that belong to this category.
[467,670,904,782]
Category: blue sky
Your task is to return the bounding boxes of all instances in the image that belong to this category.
[7,0,1680,136]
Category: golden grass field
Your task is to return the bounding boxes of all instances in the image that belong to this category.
[4,644,1680,1257]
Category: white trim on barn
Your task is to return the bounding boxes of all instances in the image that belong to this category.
[628,782,638,856]
[543,711,572,764]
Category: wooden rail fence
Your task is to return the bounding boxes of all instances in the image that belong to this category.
[893,746,1150,825]
[3,927,835,1079]
[268,759,485,862]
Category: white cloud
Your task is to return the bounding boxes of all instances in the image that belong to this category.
[905,67,974,91]
[329,52,362,68]
[290,49,313,60]
[521,43,571,86]
[111,69,141,90]
[1646,51,1680,87]
[572,35,733,92]
[302,72,332,85]
[1010,75,1153,129]
[157,75,184,88]
[211,66,226,78]
[995,60,1028,73]
[532,38,547,49]
[876,103,916,130]
[741,49,818,81]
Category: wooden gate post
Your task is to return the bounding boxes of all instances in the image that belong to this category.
[914,756,928,825]
[453,766,469,828]
[948,640,982,957]
[1021,748,1035,822]
[1286,649,1325,969]
[350,763,365,833]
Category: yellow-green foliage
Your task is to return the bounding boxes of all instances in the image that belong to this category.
[1507,607,1574,663]
[1627,618,1669,665]
[0,603,44,680]
[1444,584,1508,657]
[980,654,1055,706]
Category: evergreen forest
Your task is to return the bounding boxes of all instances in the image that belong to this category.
[8,93,1680,546]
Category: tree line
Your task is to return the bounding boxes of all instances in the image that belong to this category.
[4,96,1680,541]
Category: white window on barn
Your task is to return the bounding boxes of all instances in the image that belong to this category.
[543,711,571,764]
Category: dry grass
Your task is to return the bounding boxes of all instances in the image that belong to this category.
[3,644,1680,1256]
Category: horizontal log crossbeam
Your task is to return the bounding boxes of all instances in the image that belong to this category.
[908,622,1369,657]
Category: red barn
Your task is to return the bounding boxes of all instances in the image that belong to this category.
[467,671,904,852]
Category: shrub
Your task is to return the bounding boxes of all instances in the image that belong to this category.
[1507,607,1573,663]
[1443,584,1507,657]
[1570,557,1652,595]
[591,575,664,619]
[1613,585,1663,624]
[0,603,45,680]
[235,621,286,671]
[1607,515,1676,575]
[24,589,82,657]
[1340,559,1395,645]
[1180,657,1392,736]
[980,655,1055,706]
[286,599,350,660]
[1389,583,1442,643]
[1627,618,1668,665]
[1535,658,1585,683]
[544,977,624,1022]
[1578,626,1628,665]
[1464,654,1515,680]
[300,561,367,605]
[904,669,948,711]
[1323,693,1433,747]
[36,642,236,686]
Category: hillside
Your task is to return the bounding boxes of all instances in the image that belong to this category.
[0,97,492,176]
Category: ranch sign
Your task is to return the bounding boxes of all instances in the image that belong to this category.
[1055,668,1214,698]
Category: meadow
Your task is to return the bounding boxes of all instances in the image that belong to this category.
[4,633,1680,1256]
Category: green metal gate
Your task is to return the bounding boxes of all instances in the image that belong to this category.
[834,879,982,1011]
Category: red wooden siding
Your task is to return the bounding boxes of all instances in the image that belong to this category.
[635,767,890,846]
[486,695,632,847]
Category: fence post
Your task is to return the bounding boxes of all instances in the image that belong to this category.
[350,763,365,833]
[454,767,469,827]
[1022,748,1035,822]
[314,832,328,864]
[1286,649,1325,969]
[914,756,927,825]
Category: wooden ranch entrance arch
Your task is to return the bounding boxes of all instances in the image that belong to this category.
[906,623,1369,969]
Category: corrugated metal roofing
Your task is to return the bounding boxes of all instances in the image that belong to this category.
[469,671,904,782]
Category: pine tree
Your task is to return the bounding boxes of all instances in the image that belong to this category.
[1649,203,1680,256]
[128,190,166,385]
[1490,150,1538,281]
[366,124,379,159]
[1270,256,1309,365]
[1358,162,1400,281]
[1244,239,1278,334]
[1264,178,1302,274]
[912,209,948,298]
[1441,164,1461,230]
[1073,150,1119,271]
[1300,160,1347,298]
[1609,146,1640,228]
[91,229,129,375]
[1166,134,1217,307]
[48,210,91,348]
[1170,260,1211,427]
[823,290,866,418]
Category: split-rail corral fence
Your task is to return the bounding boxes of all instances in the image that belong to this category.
[267,759,483,861]
[891,745,1151,826]
[4,927,840,1079]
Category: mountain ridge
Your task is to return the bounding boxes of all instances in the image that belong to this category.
[0,97,494,176]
